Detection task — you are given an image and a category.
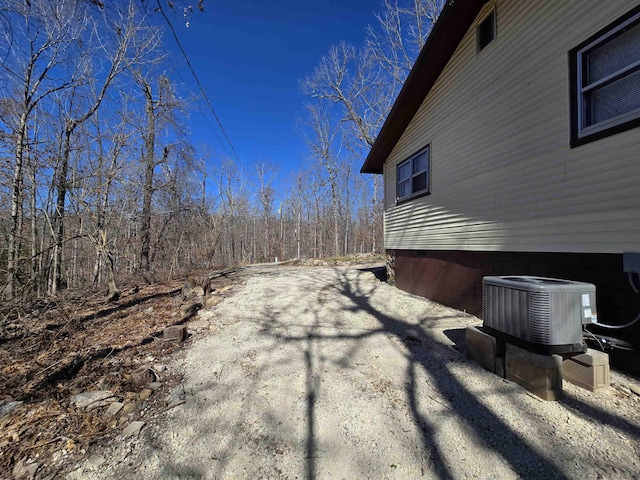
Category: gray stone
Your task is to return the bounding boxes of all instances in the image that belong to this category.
[122,421,145,438]
[149,382,162,391]
[153,363,167,373]
[192,286,205,297]
[105,401,124,416]
[131,366,156,385]
[163,325,188,341]
[86,455,106,470]
[181,284,195,299]
[70,390,115,410]
[180,301,202,319]
[13,459,40,479]
[119,402,137,417]
[0,400,23,418]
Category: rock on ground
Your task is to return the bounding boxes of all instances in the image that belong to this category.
[69,390,115,410]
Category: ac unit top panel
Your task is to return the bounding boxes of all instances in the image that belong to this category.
[483,276,594,294]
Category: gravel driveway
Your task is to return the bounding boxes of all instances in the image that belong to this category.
[73,264,640,479]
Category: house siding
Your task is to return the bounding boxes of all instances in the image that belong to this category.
[383,0,640,254]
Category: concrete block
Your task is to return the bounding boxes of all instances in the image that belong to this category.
[466,326,504,374]
[562,348,610,392]
[505,343,563,401]
[163,325,187,341]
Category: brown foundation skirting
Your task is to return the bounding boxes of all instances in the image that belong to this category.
[391,249,640,346]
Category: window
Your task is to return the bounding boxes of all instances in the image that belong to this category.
[397,146,430,201]
[477,9,496,52]
[571,6,640,146]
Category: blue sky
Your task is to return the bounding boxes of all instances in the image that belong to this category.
[157,0,381,186]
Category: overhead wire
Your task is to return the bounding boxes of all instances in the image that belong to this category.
[154,0,254,187]
[127,1,232,164]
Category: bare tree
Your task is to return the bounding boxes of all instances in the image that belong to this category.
[256,163,276,261]
[83,110,133,300]
[300,0,444,258]
[303,103,342,257]
[0,0,86,299]
[302,0,445,147]
[301,42,390,150]
[50,2,160,292]
[134,74,183,272]
[366,0,445,85]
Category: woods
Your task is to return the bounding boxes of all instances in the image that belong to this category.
[0,0,442,309]
[0,2,445,475]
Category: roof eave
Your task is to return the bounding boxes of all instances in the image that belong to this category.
[360,0,487,174]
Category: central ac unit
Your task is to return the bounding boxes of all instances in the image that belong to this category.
[482,276,596,354]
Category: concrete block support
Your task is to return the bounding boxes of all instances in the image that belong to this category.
[466,326,505,376]
[506,343,563,401]
[562,348,610,392]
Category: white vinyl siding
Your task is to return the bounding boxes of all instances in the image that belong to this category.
[383,0,640,254]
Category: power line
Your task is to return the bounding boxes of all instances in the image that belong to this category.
[129,1,233,163]
[154,0,244,170]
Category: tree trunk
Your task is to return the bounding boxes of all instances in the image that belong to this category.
[51,127,73,294]
[29,158,38,295]
[139,83,156,272]
[6,113,29,300]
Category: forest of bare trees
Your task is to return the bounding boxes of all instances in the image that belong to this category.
[0,0,443,309]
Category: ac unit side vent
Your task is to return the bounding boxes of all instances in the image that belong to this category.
[529,291,551,344]
[482,276,594,354]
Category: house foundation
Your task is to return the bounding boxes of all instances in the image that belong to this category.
[391,249,640,346]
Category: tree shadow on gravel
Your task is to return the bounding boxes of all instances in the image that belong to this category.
[336,270,570,480]
[259,267,570,480]
[120,265,639,480]
[558,390,640,440]
[444,323,640,444]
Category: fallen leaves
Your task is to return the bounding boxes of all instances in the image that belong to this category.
[0,268,240,478]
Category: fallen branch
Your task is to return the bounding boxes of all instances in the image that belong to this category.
[160,400,185,413]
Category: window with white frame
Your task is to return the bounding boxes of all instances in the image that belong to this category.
[571,6,640,146]
[397,145,430,201]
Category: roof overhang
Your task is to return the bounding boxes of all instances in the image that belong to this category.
[361,0,487,174]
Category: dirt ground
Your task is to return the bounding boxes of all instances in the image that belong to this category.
[0,268,242,479]
[66,263,640,479]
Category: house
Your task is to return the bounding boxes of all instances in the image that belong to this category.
[361,0,640,347]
